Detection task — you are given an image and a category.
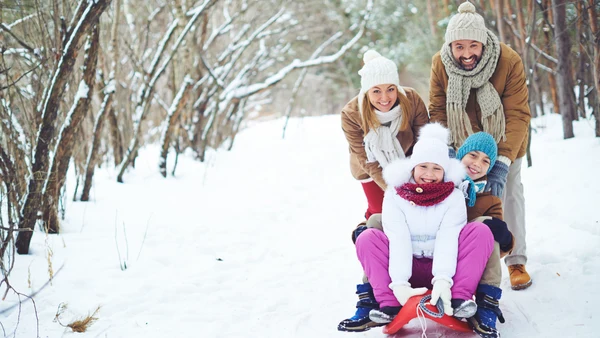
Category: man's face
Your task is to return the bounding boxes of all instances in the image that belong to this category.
[450,40,484,71]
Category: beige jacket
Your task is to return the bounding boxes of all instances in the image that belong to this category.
[429,43,530,162]
[341,87,430,190]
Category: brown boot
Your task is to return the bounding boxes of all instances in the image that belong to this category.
[508,264,532,290]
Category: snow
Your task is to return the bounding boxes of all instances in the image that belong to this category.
[1,113,599,337]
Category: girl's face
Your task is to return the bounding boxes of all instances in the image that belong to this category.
[461,151,491,180]
[413,162,444,184]
[367,84,398,112]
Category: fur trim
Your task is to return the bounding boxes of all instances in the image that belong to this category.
[383,158,414,188]
[445,158,466,186]
[418,122,449,144]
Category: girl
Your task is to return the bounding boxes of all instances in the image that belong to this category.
[355,123,494,324]
[338,50,429,332]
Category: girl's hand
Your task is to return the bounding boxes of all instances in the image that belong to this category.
[431,280,453,316]
[392,285,428,306]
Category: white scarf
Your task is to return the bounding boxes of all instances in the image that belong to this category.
[363,105,405,167]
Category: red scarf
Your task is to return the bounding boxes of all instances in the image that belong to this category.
[395,182,455,206]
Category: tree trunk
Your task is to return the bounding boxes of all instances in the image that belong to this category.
[426,0,437,36]
[494,0,506,42]
[15,0,112,255]
[42,23,100,232]
[552,0,575,139]
[576,0,586,118]
[159,77,193,177]
[588,0,600,136]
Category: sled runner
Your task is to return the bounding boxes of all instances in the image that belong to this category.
[383,290,472,335]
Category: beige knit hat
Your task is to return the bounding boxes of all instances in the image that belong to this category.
[357,50,402,113]
[445,1,487,45]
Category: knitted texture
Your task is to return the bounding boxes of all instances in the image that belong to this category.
[410,123,451,173]
[357,50,400,113]
[445,1,488,45]
[363,105,405,167]
[441,31,505,148]
[486,161,509,197]
[395,182,455,206]
[457,132,498,172]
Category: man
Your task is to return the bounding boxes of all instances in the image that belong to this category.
[429,1,531,336]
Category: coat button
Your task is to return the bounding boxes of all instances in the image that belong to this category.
[416,187,423,193]
[410,201,416,206]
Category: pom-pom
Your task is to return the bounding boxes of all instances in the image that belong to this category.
[363,50,381,63]
[418,123,449,145]
[458,1,476,14]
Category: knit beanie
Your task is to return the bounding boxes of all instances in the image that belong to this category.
[456,132,498,173]
[357,50,401,112]
[410,123,451,173]
[445,1,488,45]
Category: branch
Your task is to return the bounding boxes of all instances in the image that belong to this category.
[0,23,36,55]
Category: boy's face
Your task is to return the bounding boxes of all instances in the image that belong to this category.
[413,162,444,184]
[367,84,398,112]
[451,40,484,70]
[461,151,491,180]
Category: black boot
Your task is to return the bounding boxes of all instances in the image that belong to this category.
[337,283,383,332]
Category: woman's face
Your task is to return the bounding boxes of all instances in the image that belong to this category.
[413,162,444,184]
[367,84,398,112]
[461,151,491,180]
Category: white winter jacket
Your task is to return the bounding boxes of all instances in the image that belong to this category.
[382,158,467,289]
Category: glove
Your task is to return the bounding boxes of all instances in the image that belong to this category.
[430,280,453,316]
[392,285,428,306]
[483,217,514,253]
[486,161,509,197]
[448,146,456,159]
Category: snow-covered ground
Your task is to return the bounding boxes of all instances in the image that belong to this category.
[1,113,599,338]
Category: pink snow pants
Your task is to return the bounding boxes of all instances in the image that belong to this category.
[355,222,494,308]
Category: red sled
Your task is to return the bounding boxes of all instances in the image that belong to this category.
[383,290,472,335]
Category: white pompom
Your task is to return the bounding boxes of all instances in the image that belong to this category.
[458,1,476,14]
[418,123,449,145]
[363,50,381,63]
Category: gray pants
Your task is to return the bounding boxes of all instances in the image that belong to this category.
[503,157,527,266]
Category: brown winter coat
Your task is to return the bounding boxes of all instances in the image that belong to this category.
[429,43,530,162]
[341,87,430,190]
[467,188,514,257]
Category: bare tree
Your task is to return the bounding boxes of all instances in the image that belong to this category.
[552,0,575,139]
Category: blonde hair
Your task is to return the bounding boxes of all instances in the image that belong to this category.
[360,85,412,134]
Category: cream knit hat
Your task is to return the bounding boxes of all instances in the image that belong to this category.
[445,1,487,45]
[357,50,401,113]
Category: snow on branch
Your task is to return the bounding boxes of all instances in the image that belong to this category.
[224,0,373,100]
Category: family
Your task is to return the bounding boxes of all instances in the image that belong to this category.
[337,2,531,338]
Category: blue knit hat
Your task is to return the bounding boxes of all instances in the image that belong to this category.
[456,132,497,173]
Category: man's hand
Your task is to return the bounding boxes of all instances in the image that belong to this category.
[486,161,509,197]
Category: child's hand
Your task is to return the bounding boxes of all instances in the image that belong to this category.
[392,285,428,306]
[486,161,509,197]
[431,280,453,316]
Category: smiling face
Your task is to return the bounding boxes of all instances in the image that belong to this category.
[450,40,484,71]
[461,151,491,180]
[413,162,445,184]
[367,84,398,112]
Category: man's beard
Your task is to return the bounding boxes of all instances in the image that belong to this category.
[458,55,480,70]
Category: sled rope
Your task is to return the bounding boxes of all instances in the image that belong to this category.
[415,303,428,338]
[418,294,445,318]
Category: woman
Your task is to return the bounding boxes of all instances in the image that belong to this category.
[341,50,429,220]
[338,50,429,332]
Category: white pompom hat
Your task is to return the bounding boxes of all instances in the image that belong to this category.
[445,1,488,45]
[383,123,466,187]
[357,50,404,113]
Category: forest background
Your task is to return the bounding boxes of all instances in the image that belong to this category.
[0,0,599,314]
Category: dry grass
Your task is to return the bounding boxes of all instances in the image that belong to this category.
[55,303,101,333]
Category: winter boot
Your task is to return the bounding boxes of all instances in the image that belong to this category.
[369,306,401,324]
[337,283,383,332]
[508,264,532,290]
[451,298,477,319]
[468,284,505,338]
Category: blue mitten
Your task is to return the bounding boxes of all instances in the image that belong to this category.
[486,161,509,197]
[482,217,513,252]
[448,147,456,159]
